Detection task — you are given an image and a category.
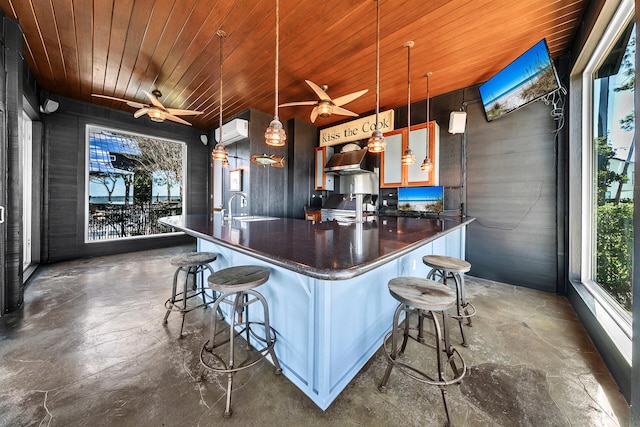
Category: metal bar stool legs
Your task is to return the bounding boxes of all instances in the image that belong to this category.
[379,277,466,427]
[423,255,476,347]
[199,266,282,418]
[163,252,219,338]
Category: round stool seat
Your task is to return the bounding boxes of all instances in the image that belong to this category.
[388,277,456,312]
[207,265,270,293]
[171,251,218,267]
[422,254,471,273]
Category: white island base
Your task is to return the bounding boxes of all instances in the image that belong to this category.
[196,225,465,410]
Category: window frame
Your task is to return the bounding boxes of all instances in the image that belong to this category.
[84,124,187,243]
[570,0,634,364]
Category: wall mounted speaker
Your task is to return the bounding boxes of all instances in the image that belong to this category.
[448,111,467,134]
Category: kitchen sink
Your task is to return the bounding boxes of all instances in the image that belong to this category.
[233,215,280,222]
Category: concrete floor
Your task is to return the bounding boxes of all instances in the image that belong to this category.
[0,244,630,426]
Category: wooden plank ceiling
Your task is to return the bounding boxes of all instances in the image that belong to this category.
[1,0,585,130]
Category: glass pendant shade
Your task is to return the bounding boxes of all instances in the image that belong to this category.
[265,117,286,146]
[212,142,228,161]
[367,129,386,153]
[402,148,415,165]
[222,157,230,168]
[420,157,433,172]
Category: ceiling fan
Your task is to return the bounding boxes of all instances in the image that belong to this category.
[279,80,368,123]
[91,90,203,126]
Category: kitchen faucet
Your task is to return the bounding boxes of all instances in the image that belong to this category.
[227,192,247,220]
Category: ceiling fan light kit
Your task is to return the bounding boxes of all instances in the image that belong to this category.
[367,0,386,153]
[317,101,333,118]
[90,89,202,126]
[265,0,287,147]
[280,80,367,123]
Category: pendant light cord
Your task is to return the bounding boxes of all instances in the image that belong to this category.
[275,0,280,119]
[407,42,411,133]
[218,31,224,135]
[374,0,380,130]
[425,72,430,161]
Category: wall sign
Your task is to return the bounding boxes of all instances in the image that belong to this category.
[319,110,394,147]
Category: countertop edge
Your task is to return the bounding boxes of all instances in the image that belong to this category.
[159,216,475,281]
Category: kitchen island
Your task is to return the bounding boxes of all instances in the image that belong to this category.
[159,214,474,410]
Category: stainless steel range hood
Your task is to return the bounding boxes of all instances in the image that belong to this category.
[323,148,371,175]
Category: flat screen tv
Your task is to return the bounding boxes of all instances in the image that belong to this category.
[397,186,444,213]
[478,39,560,121]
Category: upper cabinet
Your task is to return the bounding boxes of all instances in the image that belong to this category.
[380,121,439,188]
[315,146,334,191]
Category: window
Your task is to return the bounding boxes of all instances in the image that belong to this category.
[85,125,185,241]
[20,111,32,269]
[592,20,635,315]
[570,0,634,364]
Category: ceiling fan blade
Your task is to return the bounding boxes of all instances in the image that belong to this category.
[279,101,318,107]
[305,80,330,101]
[310,106,319,123]
[164,113,192,126]
[332,89,368,107]
[332,106,359,117]
[134,107,149,118]
[91,93,147,109]
[165,108,203,116]
[143,90,165,109]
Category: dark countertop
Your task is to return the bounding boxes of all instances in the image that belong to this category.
[159,214,475,280]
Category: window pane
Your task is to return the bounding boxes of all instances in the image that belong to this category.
[592,22,635,314]
[87,127,184,241]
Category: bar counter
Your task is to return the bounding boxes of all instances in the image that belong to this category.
[159,214,474,410]
[159,214,474,280]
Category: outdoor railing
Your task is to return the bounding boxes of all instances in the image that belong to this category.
[88,202,182,241]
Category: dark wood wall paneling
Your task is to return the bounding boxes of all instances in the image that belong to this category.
[218,109,315,219]
[249,110,287,217]
[393,85,558,292]
[3,16,24,312]
[286,119,317,219]
[43,96,209,263]
[464,97,558,292]
[0,14,7,313]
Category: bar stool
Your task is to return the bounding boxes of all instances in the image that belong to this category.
[163,251,219,338]
[379,277,466,427]
[199,265,282,418]
[422,255,476,347]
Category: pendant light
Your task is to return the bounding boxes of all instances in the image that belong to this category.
[265,0,286,146]
[367,0,386,153]
[401,41,415,165]
[212,30,229,162]
[421,72,433,172]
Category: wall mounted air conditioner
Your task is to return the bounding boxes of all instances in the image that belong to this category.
[214,118,249,145]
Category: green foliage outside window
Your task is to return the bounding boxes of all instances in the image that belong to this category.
[593,27,635,314]
[596,203,633,312]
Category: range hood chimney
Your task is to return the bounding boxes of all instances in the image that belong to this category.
[324,148,372,175]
